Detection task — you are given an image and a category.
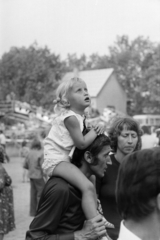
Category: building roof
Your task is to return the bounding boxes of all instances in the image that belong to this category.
[62,68,114,97]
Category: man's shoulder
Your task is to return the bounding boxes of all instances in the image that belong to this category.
[48,177,70,191]
[46,177,80,198]
[41,177,71,205]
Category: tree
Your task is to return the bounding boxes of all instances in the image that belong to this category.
[0,43,62,109]
[108,35,159,115]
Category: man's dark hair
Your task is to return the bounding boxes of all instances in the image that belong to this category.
[116,148,160,221]
[108,117,142,152]
[71,130,111,168]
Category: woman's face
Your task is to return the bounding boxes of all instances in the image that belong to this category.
[117,125,138,156]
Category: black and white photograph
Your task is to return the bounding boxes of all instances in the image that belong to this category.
[0,0,160,239]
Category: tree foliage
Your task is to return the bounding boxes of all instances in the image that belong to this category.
[108,35,160,114]
[0,37,159,115]
[0,43,62,110]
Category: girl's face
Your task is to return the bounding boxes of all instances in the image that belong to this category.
[67,81,90,113]
[117,125,138,156]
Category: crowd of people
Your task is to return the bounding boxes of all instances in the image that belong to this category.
[0,77,160,240]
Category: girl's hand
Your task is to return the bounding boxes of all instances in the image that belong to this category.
[93,123,105,135]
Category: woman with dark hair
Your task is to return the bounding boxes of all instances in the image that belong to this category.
[24,138,45,216]
[96,117,142,240]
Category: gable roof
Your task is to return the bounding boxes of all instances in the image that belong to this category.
[62,68,114,97]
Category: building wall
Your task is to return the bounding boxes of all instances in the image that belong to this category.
[95,73,127,114]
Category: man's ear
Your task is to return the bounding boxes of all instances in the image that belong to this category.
[157,193,160,210]
[84,151,93,164]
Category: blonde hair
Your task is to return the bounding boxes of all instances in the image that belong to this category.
[54,77,84,114]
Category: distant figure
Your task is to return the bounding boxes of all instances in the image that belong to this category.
[24,138,45,216]
[141,126,158,149]
[0,130,10,163]
[21,140,30,183]
[155,128,160,146]
[0,147,15,240]
[116,148,160,240]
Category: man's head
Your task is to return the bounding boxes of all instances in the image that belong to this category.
[72,133,111,178]
[116,148,160,221]
[108,117,142,154]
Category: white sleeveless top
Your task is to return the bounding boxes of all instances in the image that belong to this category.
[44,110,84,161]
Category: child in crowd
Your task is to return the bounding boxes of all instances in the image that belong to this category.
[42,77,113,239]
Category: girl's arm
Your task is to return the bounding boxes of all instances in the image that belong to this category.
[64,116,97,149]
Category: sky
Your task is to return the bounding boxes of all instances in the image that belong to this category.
[0,0,160,60]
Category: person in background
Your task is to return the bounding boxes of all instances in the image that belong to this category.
[141,125,159,149]
[26,133,112,240]
[0,146,15,240]
[24,138,45,216]
[96,117,142,240]
[0,130,10,163]
[21,140,30,182]
[116,148,160,240]
[155,128,160,146]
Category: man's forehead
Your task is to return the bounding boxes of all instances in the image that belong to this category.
[101,145,112,153]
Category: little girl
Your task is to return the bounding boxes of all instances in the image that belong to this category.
[42,77,113,239]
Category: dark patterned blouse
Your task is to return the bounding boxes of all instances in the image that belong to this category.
[0,148,15,234]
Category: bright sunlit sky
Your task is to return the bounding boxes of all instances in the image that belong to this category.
[0,0,160,59]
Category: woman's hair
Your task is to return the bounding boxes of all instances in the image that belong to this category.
[30,138,42,150]
[108,117,142,152]
[71,129,111,168]
[116,148,160,221]
[22,140,27,147]
[54,77,84,114]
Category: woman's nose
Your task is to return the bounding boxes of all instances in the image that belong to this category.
[128,135,133,143]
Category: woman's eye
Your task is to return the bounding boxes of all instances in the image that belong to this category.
[122,135,127,138]
[132,135,137,138]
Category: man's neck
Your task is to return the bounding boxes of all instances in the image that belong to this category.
[124,214,160,240]
[79,163,92,179]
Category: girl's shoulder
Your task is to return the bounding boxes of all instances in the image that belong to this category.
[60,110,79,120]
[52,110,84,127]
